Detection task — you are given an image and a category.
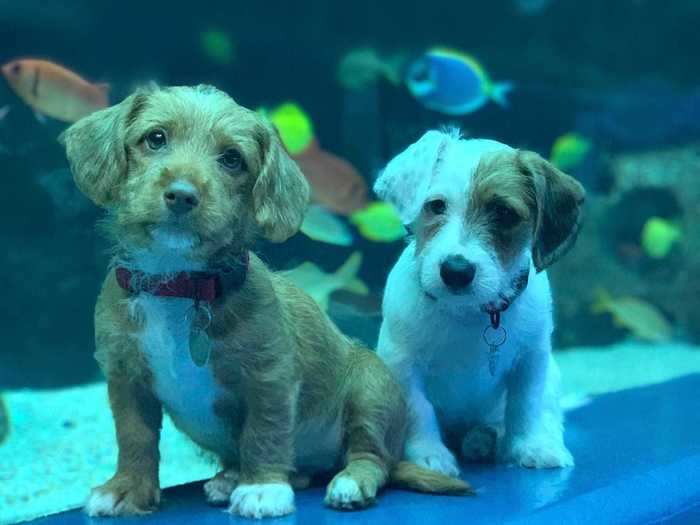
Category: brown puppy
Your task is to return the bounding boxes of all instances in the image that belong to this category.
[60,85,470,519]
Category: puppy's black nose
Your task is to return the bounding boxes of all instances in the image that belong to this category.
[440,255,476,292]
[164,183,199,214]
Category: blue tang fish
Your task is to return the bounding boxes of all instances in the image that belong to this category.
[406,47,513,115]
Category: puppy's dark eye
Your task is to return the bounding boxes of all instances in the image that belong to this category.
[492,203,521,228]
[424,198,447,216]
[145,129,167,150]
[219,148,245,171]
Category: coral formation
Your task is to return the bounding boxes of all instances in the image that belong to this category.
[549,142,700,345]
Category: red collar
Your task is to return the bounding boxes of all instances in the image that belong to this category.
[115,252,249,302]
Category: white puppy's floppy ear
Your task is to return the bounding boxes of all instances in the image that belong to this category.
[59,89,150,207]
[374,130,448,224]
[518,151,586,272]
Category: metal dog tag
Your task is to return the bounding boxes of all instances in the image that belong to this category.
[482,324,507,377]
[487,344,500,376]
[188,303,212,367]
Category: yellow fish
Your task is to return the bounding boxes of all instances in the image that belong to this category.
[283,252,369,311]
[591,289,672,342]
[301,204,353,246]
[640,217,682,259]
[265,102,314,155]
[550,133,592,171]
[350,201,406,243]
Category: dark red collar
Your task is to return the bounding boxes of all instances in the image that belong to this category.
[115,252,250,302]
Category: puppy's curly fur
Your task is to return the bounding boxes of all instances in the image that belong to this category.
[61,85,470,519]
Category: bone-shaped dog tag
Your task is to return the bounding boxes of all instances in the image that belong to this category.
[488,345,499,376]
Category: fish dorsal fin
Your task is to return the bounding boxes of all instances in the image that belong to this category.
[334,251,362,282]
[428,47,486,78]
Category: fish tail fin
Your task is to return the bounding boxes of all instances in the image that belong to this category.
[390,461,474,496]
[342,278,370,296]
[95,82,111,94]
[335,251,368,295]
[591,288,612,315]
[490,81,514,108]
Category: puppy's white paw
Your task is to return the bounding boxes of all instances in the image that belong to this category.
[503,434,574,469]
[228,483,295,519]
[204,470,239,506]
[85,489,118,517]
[325,475,366,509]
[84,480,159,517]
[461,426,497,462]
[406,440,460,477]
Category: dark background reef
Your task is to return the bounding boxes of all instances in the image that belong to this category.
[2,0,699,388]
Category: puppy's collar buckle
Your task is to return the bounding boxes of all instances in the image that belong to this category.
[489,310,501,329]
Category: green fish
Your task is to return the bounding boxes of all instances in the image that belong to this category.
[550,133,592,171]
[350,201,406,243]
[640,216,682,259]
[265,102,315,155]
[200,29,235,66]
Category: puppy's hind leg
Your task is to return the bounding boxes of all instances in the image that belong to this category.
[461,425,499,463]
[204,466,239,506]
[325,352,402,510]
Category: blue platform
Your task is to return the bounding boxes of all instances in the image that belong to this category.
[28,375,700,525]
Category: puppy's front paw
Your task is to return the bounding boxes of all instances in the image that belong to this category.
[461,426,497,462]
[325,472,378,510]
[228,483,295,519]
[204,469,239,506]
[405,439,460,477]
[84,475,160,517]
[502,434,574,469]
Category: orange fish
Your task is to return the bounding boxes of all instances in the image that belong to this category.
[1,58,109,123]
[293,139,368,216]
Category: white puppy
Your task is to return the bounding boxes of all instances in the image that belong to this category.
[375,129,584,474]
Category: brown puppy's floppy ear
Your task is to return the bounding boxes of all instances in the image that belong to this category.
[518,151,586,272]
[252,120,310,242]
[58,91,147,207]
